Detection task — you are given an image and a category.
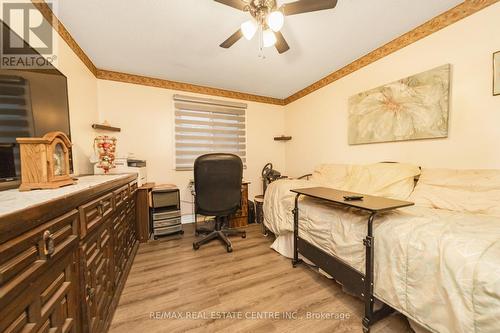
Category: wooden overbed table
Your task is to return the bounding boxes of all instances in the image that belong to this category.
[290,187,414,333]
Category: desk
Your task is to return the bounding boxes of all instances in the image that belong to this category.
[290,187,413,333]
[136,182,155,242]
[228,181,250,228]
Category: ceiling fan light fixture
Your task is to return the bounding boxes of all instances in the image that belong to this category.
[241,19,258,40]
[267,11,284,32]
[262,29,277,48]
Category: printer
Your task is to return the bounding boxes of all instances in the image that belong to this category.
[94,157,147,186]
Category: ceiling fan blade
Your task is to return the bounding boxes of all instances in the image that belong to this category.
[274,31,290,54]
[214,0,247,11]
[220,29,244,48]
[282,0,338,16]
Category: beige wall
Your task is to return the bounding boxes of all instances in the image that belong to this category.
[284,3,500,177]
[56,41,98,176]
[97,80,286,214]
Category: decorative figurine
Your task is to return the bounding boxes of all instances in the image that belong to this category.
[94,136,117,173]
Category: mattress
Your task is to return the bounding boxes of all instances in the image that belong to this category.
[264,181,500,333]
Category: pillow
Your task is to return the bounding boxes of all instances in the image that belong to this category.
[410,168,500,216]
[310,164,349,188]
[310,162,420,200]
[342,163,421,200]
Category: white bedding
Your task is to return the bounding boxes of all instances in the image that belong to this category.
[263,167,500,333]
[263,162,421,236]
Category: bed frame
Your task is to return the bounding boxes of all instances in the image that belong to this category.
[291,188,414,333]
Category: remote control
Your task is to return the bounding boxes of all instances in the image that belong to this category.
[343,195,364,201]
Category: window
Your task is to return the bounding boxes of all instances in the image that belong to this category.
[174,94,246,170]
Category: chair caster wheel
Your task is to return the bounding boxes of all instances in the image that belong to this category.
[193,243,200,250]
[180,230,184,235]
[242,233,246,239]
[227,246,233,253]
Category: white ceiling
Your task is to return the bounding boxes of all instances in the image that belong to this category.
[54,0,463,99]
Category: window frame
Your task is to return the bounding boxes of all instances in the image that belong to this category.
[173,94,247,171]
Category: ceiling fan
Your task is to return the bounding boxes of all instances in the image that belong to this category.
[215,0,338,55]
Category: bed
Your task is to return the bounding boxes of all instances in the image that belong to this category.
[263,164,500,333]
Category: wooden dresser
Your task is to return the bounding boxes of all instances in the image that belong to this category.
[0,174,138,333]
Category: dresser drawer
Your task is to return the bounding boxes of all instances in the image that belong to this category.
[113,185,129,209]
[152,210,181,221]
[153,217,181,228]
[153,224,182,236]
[127,198,136,220]
[0,250,78,333]
[129,181,138,195]
[79,192,114,237]
[80,223,114,333]
[0,210,79,309]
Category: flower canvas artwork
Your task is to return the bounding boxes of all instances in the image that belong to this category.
[494,51,500,96]
[348,64,451,145]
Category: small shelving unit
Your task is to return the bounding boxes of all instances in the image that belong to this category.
[274,135,292,141]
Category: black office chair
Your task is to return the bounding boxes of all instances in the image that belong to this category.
[192,153,246,252]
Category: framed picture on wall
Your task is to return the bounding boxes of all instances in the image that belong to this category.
[494,51,500,96]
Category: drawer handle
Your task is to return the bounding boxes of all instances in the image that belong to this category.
[42,230,55,257]
[97,201,104,215]
[86,286,96,298]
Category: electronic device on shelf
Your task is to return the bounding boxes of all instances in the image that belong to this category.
[94,158,147,186]
[150,186,183,240]
[127,159,146,168]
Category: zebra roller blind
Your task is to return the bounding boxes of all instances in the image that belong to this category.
[174,94,247,170]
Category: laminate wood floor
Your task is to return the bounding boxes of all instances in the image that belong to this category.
[110,224,413,333]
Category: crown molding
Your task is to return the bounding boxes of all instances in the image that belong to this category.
[283,0,499,105]
[96,69,285,105]
[30,0,497,107]
[31,0,97,76]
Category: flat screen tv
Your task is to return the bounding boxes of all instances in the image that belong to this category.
[0,26,71,190]
[1,20,72,190]
[0,68,72,190]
